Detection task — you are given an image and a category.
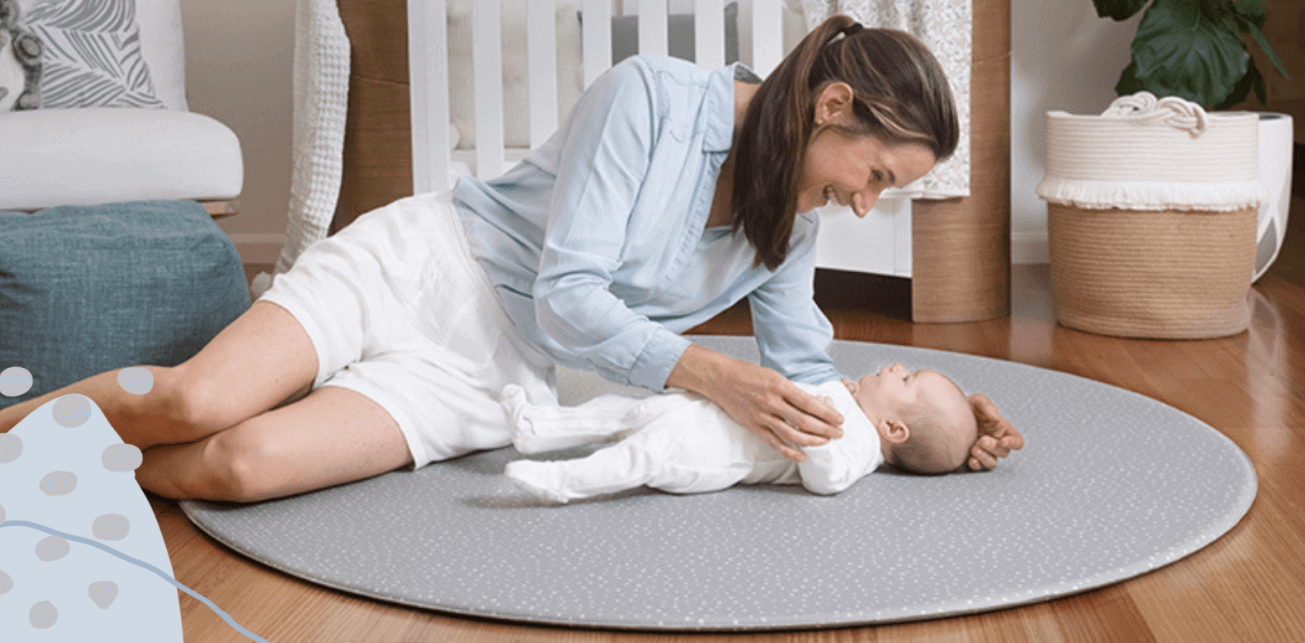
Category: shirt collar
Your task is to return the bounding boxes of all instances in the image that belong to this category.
[702,62,761,153]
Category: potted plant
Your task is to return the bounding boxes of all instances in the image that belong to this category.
[1094,0,1295,281]
[1093,0,1287,110]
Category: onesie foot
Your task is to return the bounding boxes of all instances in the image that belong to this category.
[500,384,545,454]
[504,459,570,504]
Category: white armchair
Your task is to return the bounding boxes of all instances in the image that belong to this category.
[0,0,242,216]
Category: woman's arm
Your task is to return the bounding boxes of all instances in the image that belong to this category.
[531,59,695,390]
[966,393,1024,470]
[669,213,843,461]
[666,344,843,462]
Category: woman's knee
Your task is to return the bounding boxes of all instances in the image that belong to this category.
[196,429,274,503]
[147,364,240,438]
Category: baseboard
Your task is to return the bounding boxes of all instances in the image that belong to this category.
[226,233,285,265]
[1012,229,1049,265]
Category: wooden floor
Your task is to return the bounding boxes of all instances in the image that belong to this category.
[190,200,1305,642]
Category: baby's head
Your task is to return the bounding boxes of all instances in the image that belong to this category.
[842,363,977,475]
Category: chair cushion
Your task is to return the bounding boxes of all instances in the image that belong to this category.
[0,107,242,211]
[0,200,250,407]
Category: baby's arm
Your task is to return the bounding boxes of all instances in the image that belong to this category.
[796,388,881,495]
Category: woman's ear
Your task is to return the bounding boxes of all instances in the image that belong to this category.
[813,81,856,128]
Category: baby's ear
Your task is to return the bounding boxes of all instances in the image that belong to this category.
[879,418,910,444]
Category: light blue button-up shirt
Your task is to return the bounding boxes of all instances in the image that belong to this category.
[453,55,839,392]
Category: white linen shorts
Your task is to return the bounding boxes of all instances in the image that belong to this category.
[258,191,557,468]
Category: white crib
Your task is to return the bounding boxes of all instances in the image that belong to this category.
[403,0,914,278]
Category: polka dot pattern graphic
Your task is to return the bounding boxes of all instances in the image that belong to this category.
[0,367,33,397]
[116,368,154,396]
[181,337,1257,630]
[1,385,184,640]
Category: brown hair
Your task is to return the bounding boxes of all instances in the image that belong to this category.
[731,15,959,270]
[893,376,976,475]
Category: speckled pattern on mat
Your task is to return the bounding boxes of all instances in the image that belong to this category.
[181,336,1257,631]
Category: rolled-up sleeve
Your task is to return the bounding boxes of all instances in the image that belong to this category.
[748,216,842,386]
[533,61,693,391]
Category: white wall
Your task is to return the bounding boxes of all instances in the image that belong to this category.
[1010,0,1141,263]
[180,0,296,264]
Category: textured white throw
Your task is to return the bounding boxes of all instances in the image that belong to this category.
[251,0,351,298]
[1037,92,1266,212]
[794,0,971,199]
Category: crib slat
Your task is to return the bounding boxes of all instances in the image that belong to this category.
[407,0,451,193]
[472,0,505,179]
[528,0,558,149]
[582,0,612,87]
[638,0,667,57]
[750,0,782,78]
[694,0,724,70]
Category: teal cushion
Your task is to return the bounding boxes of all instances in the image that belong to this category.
[0,200,250,406]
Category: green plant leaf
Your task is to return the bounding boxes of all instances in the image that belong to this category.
[1228,10,1266,34]
[1249,60,1268,104]
[1115,61,1147,96]
[1247,23,1290,78]
[1234,0,1265,21]
[1094,0,1151,20]
[1213,60,1256,108]
[1130,0,1250,108]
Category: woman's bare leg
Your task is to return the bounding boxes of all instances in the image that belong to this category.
[0,301,317,449]
[138,385,412,502]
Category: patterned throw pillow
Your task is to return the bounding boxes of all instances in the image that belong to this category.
[0,0,43,110]
[24,0,163,108]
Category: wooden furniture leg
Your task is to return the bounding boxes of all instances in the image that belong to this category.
[910,0,1011,322]
[201,200,240,218]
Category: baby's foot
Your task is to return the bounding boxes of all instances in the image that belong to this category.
[500,384,545,454]
[504,460,569,505]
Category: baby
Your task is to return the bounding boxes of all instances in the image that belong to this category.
[500,363,982,504]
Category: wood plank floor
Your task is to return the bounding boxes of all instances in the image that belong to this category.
[197,202,1305,642]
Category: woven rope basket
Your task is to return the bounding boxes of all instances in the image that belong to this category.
[1037,93,1266,339]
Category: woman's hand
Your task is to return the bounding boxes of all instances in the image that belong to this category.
[966,393,1024,471]
[666,344,844,462]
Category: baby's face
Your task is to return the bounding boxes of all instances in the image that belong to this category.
[845,363,976,469]
[846,363,954,413]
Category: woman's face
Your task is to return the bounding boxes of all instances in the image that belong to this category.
[795,127,936,216]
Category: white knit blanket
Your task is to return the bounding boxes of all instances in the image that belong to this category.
[794,0,971,199]
[251,0,350,298]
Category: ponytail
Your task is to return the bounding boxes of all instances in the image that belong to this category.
[731,16,958,270]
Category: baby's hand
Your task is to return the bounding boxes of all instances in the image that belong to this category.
[840,377,858,394]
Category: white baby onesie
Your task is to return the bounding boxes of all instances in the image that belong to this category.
[500,380,883,503]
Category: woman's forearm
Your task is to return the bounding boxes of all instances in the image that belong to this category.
[665,343,733,397]
[666,344,843,462]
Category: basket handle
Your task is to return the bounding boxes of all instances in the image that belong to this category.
[1101,91,1208,138]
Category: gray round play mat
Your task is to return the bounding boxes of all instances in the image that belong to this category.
[181,336,1256,631]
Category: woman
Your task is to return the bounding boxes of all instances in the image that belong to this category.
[0,15,1021,501]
